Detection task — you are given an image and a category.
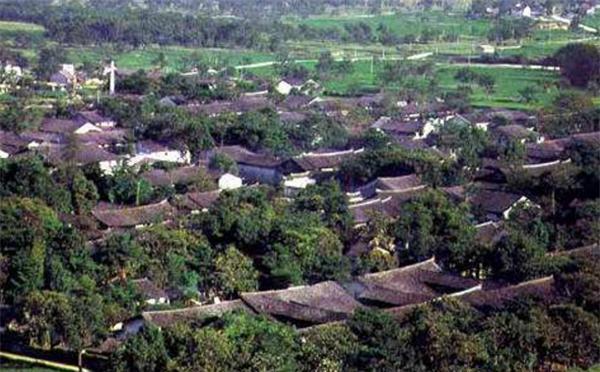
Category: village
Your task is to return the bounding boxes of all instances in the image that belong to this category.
[0,0,599,371]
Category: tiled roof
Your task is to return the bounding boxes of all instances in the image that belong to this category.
[141,300,252,328]
[354,258,479,307]
[92,200,174,228]
[240,281,363,326]
[215,145,282,168]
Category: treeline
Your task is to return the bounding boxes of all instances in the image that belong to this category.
[0,1,528,50]
[0,1,282,49]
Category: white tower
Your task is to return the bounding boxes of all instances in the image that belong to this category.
[103,60,116,95]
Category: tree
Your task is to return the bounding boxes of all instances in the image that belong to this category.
[95,233,144,280]
[108,164,154,205]
[299,323,358,372]
[110,326,169,372]
[0,99,43,133]
[0,197,61,302]
[485,229,548,282]
[293,181,352,237]
[71,170,99,215]
[394,190,478,275]
[477,74,496,97]
[518,85,537,104]
[214,246,259,298]
[0,155,72,212]
[34,45,66,80]
[209,153,238,175]
[538,92,598,138]
[554,43,600,88]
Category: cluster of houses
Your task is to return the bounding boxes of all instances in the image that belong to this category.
[98,244,597,353]
[2,63,599,358]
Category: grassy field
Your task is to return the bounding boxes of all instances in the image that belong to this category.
[437,65,560,109]
[0,359,62,372]
[248,58,566,109]
[287,11,492,39]
[65,46,275,71]
[0,20,45,44]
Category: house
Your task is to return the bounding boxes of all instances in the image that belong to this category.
[129,141,191,167]
[469,188,535,221]
[240,281,363,327]
[172,190,221,213]
[211,146,283,185]
[0,131,30,158]
[280,94,313,111]
[275,78,320,96]
[141,165,215,188]
[388,275,557,320]
[280,149,363,195]
[371,116,436,140]
[349,258,480,308]
[3,63,22,77]
[349,191,423,227]
[478,44,496,55]
[135,300,252,332]
[39,144,121,174]
[74,111,116,129]
[475,221,506,247]
[91,200,175,230]
[77,129,129,148]
[49,64,78,90]
[132,278,170,305]
[358,174,426,199]
[186,97,272,117]
[493,124,540,144]
[40,118,102,135]
[459,276,558,311]
[522,140,571,174]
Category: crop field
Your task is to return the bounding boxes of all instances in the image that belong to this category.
[247,58,567,110]
[436,65,561,109]
[287,11,493,39]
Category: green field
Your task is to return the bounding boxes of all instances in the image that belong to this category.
[247,58,568,109]
[65,46,275,72]
[287,11,492,39]
[437,65,561,109]
[0,20,45,44]
[0,359,62,372]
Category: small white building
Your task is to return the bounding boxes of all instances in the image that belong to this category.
[129,141,191,167]
[217,173,243,190]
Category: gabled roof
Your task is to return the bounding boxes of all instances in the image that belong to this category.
[132,278,168,300]
[215,145,282,168]
[40,144,120,165]
[286,149,361,173]
[354,258,480,307]
[141,165,208,187]
[141,300,252,328]
[475,221,506,246]
[459,276,558,311]
[77,129,129,146]
[526,140,566,163]
[350,190,424,226]
[494,124,533,140]
[74,110,112,124]
[373,117,424,135]
[376,174,424,193]
[469,188,526,215]
[92,200,174,228]
[174,190,221,211]
[40,118,81,134]
[240,281,363,326]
